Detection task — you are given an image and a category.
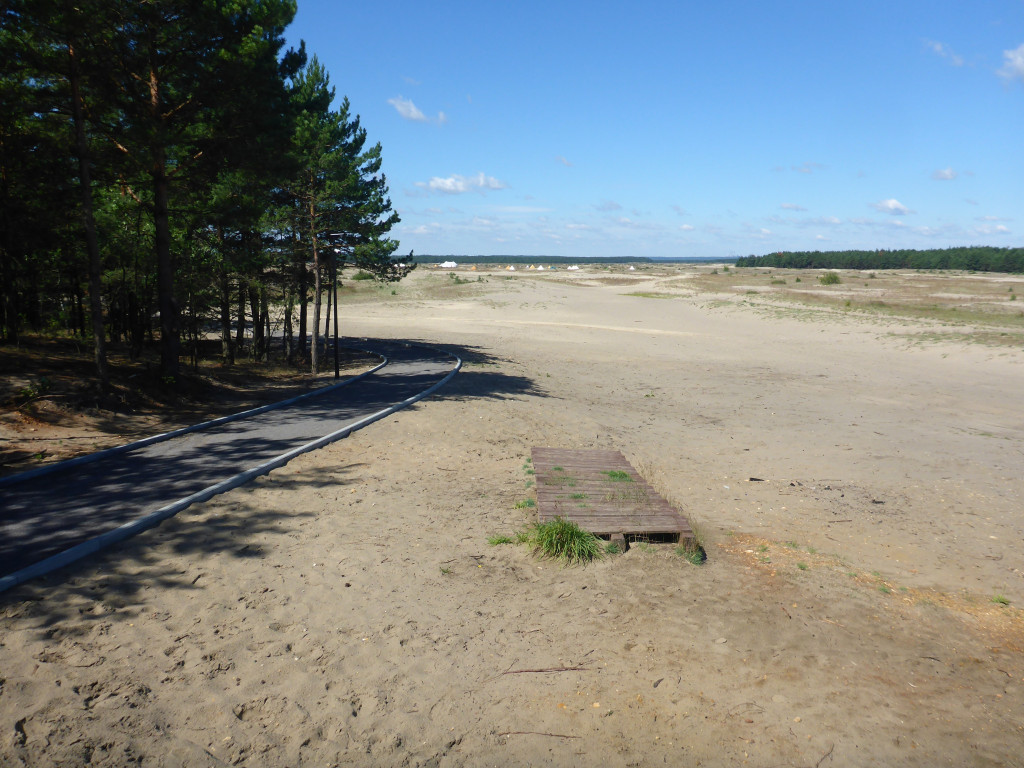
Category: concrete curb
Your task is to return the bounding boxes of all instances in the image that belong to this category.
[0,344,460,593]
[0,350,388,490]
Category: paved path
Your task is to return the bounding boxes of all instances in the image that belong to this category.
[0,340,459,591]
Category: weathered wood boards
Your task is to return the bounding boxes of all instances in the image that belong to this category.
[531,447,692,542]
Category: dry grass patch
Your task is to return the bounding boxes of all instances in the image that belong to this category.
[720,533,1024,652]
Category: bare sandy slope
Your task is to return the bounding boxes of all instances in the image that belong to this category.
[3,267,1024,767]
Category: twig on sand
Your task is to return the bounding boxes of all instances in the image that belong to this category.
[502,665,589,674]
[815,743,835,767]
[498,731,579,739]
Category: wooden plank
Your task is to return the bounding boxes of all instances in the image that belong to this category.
[530,447,692,539]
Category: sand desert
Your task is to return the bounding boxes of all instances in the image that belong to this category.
[2,264,1023,767]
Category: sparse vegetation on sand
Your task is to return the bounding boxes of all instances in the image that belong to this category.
[526,517,603,563]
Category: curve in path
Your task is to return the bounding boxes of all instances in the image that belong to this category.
[0,340,460,592]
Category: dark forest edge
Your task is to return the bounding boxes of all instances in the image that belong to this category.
[2,0,411,387]
[735,247,1024,273]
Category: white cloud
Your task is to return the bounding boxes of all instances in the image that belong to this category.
[679,224,695,231]
[975,224,1011,235]
[491,205,552,214]
[869,198,912,215]
[780,203,807,211]
[925,40,964,67]
[977,215,1012,222]
[388,95,426,121]
[998,43,1024,83]
[408,223,441,235]
[556,155,572,167]
[387,95,446,124]
[932,167,957,180]
[416,172,507,195]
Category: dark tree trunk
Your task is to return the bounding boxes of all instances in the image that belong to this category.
[323,259,332,339]
[219,270,234,364]
[309,200,322,374]
[235,279,246,352]
[283,289,293,363]
[249,282,262,361]
[297,257,307,357]
[68,41,108,388]
[261,286,270,363]
[153,164,180,381]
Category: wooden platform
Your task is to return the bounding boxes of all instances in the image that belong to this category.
[531,448,692,542]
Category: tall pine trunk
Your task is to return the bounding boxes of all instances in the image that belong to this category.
[249,282,261,361]
[309,199,322,374]
[297,256,307,358]
[235,279,246,352]
[68,41,108,388]
[219,269,234,364]
[153,164,179,381]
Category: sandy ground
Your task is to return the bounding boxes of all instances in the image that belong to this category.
[3,266,1024,767]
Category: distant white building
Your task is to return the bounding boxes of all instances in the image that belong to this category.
[438,261,458,269]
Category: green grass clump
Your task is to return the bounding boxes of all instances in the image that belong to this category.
[797,562,808,571]
[488,535,514,546]
[992,594,1011,606]
[605,542,621,555]
[514,498,536,509]
[677,538,707,565]
[526,518,603,563]
[352,270,375,281]
[602,470,633,482]
[819,272,842,285]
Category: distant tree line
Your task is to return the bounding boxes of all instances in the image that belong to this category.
[414,255,658,265]
[735,247,1024,273]
[1,0,410,386]
[413,255,729,265]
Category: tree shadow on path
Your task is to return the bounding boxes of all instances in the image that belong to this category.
[373,337,550,402]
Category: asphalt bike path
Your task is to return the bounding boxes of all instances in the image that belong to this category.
[0,340,460,591]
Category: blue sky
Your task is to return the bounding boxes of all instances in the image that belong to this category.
[286,1,1024,258]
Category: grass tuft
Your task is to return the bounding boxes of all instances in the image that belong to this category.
[526,517,603,563]
[488,535,514,546]
[602,470,633,482]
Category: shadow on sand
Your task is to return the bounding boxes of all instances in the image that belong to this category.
[1,337,545,626]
